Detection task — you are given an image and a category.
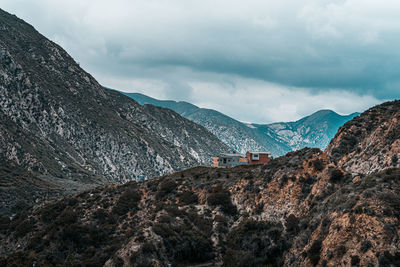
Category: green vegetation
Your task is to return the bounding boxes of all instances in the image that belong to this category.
[112,187,141,215]
[329,169,344,183]
[207,184,237,215]
[222,219,287,267]
[307,240,322,266]
[153,221,213,264]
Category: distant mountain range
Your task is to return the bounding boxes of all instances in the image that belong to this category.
[122,92,360,157]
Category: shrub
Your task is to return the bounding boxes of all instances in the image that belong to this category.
[223,219,286,267]
[178,190,198,205]
[59,223,106,249]
[320,216,331,235]
[337,245,347,257]
[187,212,213,233]
[280,175,289,188]
[0,216,10,232]
[308,240,322,266]
[40,202,67,223]
[14,218,35,238]
[112,189,141,216]
[255,202,264,214]
[153,222,213,263]
[378,251,400,267]
[165,205,186,217]
[113,257,124,267]
[312,159,325,171]
[56,208,78,225]
[330,169,344,183]
[158,214,172,223]
[349,214,356,224]
[14,199,31,212]
[156,179,176,199]
[392,155,398,165]
[361,240,372,253]
[341,197,358,211]
[285,214,299,233]
[207,185,237,215]
[93,209,111,224]
[141,242,156,254]
[130,253,153,266]
[351,255,360,266]
[378,192,400,217]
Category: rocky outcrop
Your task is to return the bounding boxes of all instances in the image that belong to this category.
[326,100,400,175]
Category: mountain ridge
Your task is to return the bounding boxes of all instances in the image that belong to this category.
[122,92,360,156]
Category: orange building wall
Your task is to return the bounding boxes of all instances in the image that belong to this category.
[246,152,271,165]
[239,157,249,163]
[212,157,220,167]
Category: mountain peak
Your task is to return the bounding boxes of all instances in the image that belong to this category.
[309,109,337,116]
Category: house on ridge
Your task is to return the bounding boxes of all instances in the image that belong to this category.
[212,151,271,167]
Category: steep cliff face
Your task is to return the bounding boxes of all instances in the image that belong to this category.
[326,100,400,175]
[0,9,230,215]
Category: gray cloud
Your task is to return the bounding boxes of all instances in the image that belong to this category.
[2,0,398,121]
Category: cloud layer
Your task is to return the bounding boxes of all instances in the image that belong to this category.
[2,0,398,122]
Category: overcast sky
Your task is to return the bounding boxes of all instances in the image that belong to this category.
[2,0,399,123]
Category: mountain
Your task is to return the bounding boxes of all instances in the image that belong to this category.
[326,100,400,174]
[0,9,230,215]
[122,92,292,156]
[123,92,359,157]
[1,99,399,266]
[255,109,360,151]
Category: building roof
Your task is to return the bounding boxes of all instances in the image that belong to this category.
[219,153,244,157]
[247,151,270,154]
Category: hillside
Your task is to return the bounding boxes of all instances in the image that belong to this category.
[1,100,399,266]
[0,9,230,215]
[326,100,400,174]
[123,92,358,157]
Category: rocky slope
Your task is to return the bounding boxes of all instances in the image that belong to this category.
[1,99,399,266]
[123,92,358,157]
[326,100,400,175]
[0,9,230,215]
